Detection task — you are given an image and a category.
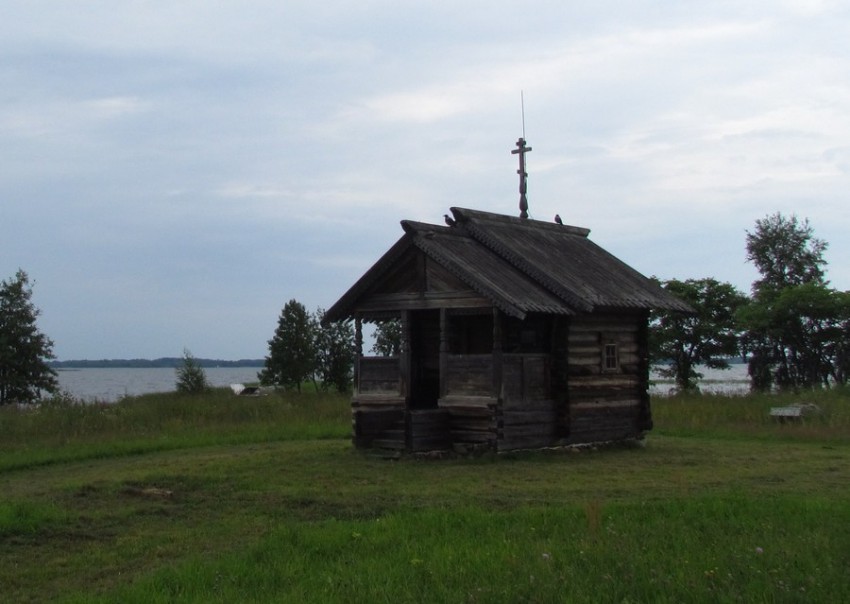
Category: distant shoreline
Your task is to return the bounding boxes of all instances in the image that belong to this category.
[51,358,264,369]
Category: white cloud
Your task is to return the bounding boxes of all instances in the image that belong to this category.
[4,1,850,359]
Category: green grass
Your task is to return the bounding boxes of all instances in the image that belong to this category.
[653,386,850,441]
[0,388,349,472]
[1,388,848,602]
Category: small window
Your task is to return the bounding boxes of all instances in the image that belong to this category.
[604,342,619,371]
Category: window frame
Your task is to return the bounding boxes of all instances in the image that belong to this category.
[602,341,619,372]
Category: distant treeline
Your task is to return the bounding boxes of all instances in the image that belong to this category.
[51,358,264,369]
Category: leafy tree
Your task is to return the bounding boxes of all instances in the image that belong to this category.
[370,319,401,356]
[739,212,844,390]
[649,278,748,392]
[259,299,316,392]
[746,212,828,296]
[0,270,59,405]
[315,308,355,393]
[175,348,209,394]
[739,283,850,389]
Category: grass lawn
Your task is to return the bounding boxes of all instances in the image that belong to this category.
[1,388,848,602]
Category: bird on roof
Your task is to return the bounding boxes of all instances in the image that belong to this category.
[554,214,563,225]
[444,214,457,227]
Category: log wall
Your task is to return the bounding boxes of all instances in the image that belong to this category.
[497,354,556,451]
[352,356,406,449]
[358,356,401,396]
[444,354,493,397]
[440,397,498,450]
[563,312,648,444]
[352,311,651,453]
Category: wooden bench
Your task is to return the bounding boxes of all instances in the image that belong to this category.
[769,403,821,422]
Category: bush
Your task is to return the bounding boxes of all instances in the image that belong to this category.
[175,349,209,394]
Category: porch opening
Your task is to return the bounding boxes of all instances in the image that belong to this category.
[409,309,440,409]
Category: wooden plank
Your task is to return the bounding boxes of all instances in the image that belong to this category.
[501,410,557,426]
[500,423,556,438]
[449,429,496,443]
[501,396,556,411]
[358,292,492,312]
[570,400,640,411]
[445,354,493,396]
[498,433,555,451]
[568,375,641,389]
[439,396,498,410]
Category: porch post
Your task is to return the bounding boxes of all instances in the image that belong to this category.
[354,314,362,396]
[492,308,503,399]
[400,310,410,400]
[439,308,448,399]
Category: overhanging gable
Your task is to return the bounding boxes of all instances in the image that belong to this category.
[449,207,693,313]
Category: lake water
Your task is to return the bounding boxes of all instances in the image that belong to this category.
[55,363,751,403]
[56,367,264,402]
[650,363,750,396]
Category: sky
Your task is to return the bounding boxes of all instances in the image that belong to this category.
[2,1,849,360]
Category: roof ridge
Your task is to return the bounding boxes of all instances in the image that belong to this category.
[450,207,590,237]
[458,217,596,312]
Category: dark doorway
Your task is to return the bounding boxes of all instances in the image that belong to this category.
[409,309,440,409]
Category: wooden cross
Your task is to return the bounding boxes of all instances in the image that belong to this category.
[512,137,532,218]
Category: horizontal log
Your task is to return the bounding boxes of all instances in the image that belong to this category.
[501,410,557,426]
[358,292,490,311]
[559,428,642,446]
[570,400,641,411]
[498,434,556,451]
[568,392,644,405]
[411,437,451,452]
[501,397,556,411]
[570,314,641,329]
[500,423,556,438]
[568,375,641,388]
[450,429,497,444]
[445,414,497,427]
[352,396,406,408]
[439,396,498,410]
[369,438,406,450]
[569,406,640,422]
[358,383,402,396]
[567,332,602,346]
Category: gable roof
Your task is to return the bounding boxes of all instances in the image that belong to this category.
[324,207,691,322]
[451,208,691,313]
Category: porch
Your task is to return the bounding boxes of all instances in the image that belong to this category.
[351,352,557,452]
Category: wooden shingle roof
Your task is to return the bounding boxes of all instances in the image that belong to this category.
[451,208,692,313]
[401,220,575,318]
[323,207,691,322]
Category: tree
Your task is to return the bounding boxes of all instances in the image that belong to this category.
[315,308,355,393]
[370,319,401,356]
[259,299,316,392]
[739,212,844,390]
[739,283,850,389]
[175,348,209,394]
[649,278,748,392]
[746,212,827,295]
[0,270,59,405]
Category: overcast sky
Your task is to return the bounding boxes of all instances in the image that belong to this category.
[2,1,849,360]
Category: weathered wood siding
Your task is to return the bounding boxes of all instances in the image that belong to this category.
[352,407,405,449]
[352,356,406,449]
[499,354,556,450]
[357,356,401,396]
[439,355,498,449]
[444,354,492,397]
[409,409,452,452]
[563,312,648,444]
[440,397,498,450]
[352,311,651,453]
